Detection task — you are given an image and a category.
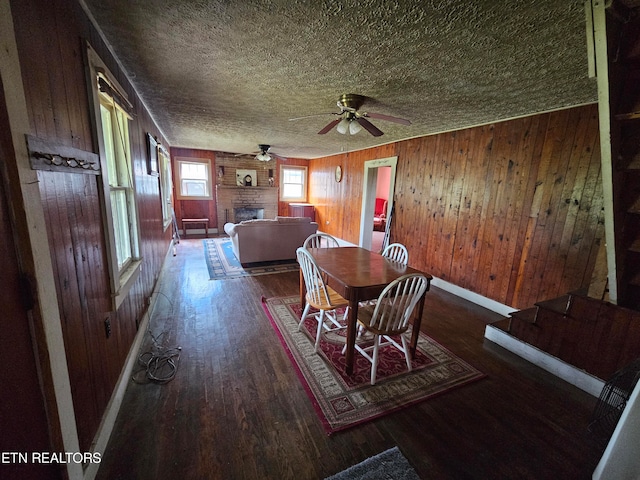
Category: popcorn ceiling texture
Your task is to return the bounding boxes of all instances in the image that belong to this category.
[83,0,598,158]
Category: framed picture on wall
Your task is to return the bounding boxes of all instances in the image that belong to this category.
[236,169,257,186]
[146,133,159,176]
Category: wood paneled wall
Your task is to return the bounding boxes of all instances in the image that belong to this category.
[309,105,604,310]
[170,148,218,228]
[10,0,171,452]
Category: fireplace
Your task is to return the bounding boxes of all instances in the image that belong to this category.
[234,207,264,222]
[215,186,278,231]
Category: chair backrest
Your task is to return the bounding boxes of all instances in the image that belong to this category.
[304,232,339,249]
[374,198,387,216]
[382,243,409,266]
[369,274,429,335]
[296,247,331,306]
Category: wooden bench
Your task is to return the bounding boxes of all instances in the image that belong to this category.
[182,218,209,238]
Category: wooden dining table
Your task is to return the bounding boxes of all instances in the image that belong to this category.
[303,246,432,375]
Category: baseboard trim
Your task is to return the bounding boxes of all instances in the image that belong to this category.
[430,278,516,317]
[484,324,604,397]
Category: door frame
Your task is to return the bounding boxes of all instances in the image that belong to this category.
[359,156,398,249]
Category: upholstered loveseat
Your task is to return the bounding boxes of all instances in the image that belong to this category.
[223,216,318,265]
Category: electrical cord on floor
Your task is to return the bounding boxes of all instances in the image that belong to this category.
[134,346,181,384]
[131,291,182,384]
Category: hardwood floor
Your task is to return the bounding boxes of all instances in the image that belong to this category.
[96,238,605,480]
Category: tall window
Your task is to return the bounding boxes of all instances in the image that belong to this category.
[99,99,138,271]
[176,157,213,200]
[88,43,141,309]
[158,146,173,229]
[280,165,308,202]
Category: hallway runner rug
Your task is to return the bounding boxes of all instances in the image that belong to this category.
[203,237,299,279]
[261,295,486,434]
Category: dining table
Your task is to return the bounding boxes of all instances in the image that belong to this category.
[303,246,432,375]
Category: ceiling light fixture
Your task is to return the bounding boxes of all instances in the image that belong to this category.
[255,152,271,162]
[255,144,272,162]
[336,117,350,135]
[337,115,362,136]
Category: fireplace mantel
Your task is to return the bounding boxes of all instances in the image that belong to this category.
[215,185,278,231]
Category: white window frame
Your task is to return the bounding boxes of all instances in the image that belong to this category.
[87,43,142,310]
[158,145,173,230]
[175,157,214,200]
[279,165,308,202]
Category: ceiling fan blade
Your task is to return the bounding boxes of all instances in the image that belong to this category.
[363,112,411,125]
[318,118,341,135]
[289,112,338,121]
[356,117,384,137]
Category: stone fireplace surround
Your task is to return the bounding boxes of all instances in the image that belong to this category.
[215,185,278,232]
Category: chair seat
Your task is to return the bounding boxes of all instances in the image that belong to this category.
[306,285,348,311]
[356,304,408,337]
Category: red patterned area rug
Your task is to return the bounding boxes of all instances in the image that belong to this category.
[261,295,486,434]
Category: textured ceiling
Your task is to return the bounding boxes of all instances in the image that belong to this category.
[81,0,597,159]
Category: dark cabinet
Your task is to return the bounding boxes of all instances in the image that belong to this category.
[289,203,315,221]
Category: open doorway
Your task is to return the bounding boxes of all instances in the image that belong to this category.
[359,156,398,251]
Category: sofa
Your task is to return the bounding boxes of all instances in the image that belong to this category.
[223,216,318,265]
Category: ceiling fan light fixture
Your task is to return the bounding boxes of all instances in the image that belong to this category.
[349,119,362,135]
[336,117,350,134]
[255,152,272,162]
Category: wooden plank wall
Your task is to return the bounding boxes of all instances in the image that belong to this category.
[10,0,171,451]
[309,105,604,310]
[171,147,218,228]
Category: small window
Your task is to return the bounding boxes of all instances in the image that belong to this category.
[280,165,308,202]
[176,157,213,200]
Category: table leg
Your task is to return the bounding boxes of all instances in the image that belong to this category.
[299,270,306,311]
[345,298,358,375]
[409,292,427,359]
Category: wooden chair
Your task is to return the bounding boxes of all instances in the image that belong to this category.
[346,273,429,385]
[382,243,409,265]
[303,232,339,249]
[296,247,349,352]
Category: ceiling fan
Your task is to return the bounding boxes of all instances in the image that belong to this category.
[290,94,411,137]
[252,144,283,162]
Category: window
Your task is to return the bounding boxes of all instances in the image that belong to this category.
[99,99,139,271]
[87,43,141,309]
[175,157,213,200]
[158,145,173,229]
[280,165,308,202]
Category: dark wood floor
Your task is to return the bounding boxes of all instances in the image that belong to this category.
[96,238,605,479]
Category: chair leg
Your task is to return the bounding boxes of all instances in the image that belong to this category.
[370,335,380,385]
[400,334,412,372]
[298,303,311,331]
[314,310,326,353]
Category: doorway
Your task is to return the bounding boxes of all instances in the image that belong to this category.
[359,156,398,250]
